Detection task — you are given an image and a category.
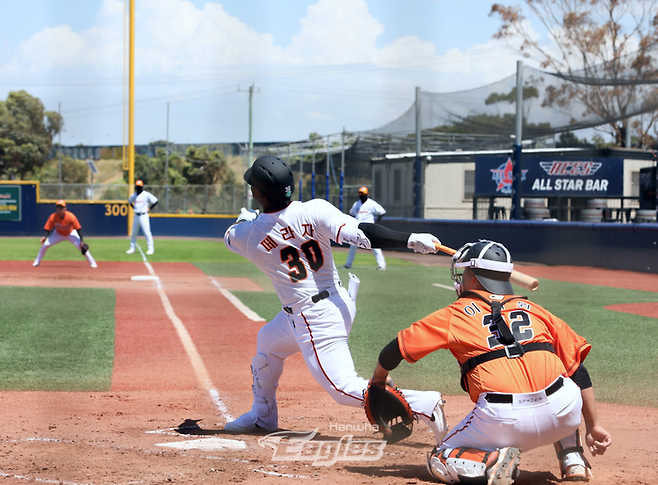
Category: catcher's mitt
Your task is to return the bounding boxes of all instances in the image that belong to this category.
[363,381,414,443]
[80,241,89,255]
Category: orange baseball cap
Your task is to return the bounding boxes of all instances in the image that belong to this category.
[358,186,368,195]
[135,180,144,187]
[56,199,66,208]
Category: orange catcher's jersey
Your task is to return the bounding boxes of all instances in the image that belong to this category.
[44,211,81,236]
[398,290,591,402]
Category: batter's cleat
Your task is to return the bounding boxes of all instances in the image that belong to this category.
[563,464,589,482]
[126,248,135,254]
[32,261,39,267]
[224,411,276,434]
[146,249,154,255]
[487,447,521,485]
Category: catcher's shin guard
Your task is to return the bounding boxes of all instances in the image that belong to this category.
[251,353,278,430]
[554,430,593,481]
[426,446,521,485]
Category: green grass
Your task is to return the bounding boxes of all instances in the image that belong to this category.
[198,259,658,407]
[0,286,115,391]
[1,236,657,407]
[0,236,239,263]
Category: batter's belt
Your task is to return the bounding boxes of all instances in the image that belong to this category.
[282,284,342,314]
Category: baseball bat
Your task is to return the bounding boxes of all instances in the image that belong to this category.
[434,243,539,292]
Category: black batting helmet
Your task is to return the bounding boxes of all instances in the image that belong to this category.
[451,240,514,295]
[244,155,295,202]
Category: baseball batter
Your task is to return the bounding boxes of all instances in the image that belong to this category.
[371,240,611,484]
[126,180,158,255]
[344,186,387,270]
[33,200,97,268]
[223,155,447,442]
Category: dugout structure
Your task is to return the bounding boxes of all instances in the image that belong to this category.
[372,147,657,223]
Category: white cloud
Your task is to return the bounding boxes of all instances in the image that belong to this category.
[17,25,88,72]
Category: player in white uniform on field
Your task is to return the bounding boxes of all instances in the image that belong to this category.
[126,180,158,255]
[223,155,448,443]
[344,186,387,270]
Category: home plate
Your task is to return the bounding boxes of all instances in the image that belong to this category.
[131,275,160,281]
[155,437,246,451]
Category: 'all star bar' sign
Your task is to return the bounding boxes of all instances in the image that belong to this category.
[474,155,623,197]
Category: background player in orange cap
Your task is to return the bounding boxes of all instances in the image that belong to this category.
[33,200,97,268]
[126,180,158,255]
[344,186,388,270]
[371,240,611,484]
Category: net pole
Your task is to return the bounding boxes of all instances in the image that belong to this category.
[511,60,524,220]
[414,86,422,218]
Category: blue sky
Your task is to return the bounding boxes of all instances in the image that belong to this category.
[0,0,546,146]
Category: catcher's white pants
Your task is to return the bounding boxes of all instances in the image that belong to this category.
[251,285,440,427]
[129,212,154,252]
[34,230,97,267]
[441,376,583,452]
[345,245,386,269]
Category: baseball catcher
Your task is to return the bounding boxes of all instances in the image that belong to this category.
[363,381,415,443]
[370,240,611,484]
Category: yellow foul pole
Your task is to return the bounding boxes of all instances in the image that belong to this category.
[127,0,135,235]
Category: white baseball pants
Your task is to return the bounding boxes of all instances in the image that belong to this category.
[252,285,441,426]
[33,230,97,267]
[441,376,583,452]
[129,213,154,252]
[345,245,386,269]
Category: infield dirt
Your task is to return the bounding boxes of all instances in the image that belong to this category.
[0,257,656,485]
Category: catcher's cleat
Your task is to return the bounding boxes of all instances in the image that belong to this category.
[487,447,521,485]
[224,411,276,434]
[126,248,135,254]
[563,464,589,482]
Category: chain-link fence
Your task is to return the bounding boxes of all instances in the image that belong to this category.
[40,184,249,215]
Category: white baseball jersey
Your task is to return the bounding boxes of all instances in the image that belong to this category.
[349,198,386,223]
[129,190,158,213]
[224,199,366,306]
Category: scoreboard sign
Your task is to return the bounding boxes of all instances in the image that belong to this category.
[475,155,623,197]
[0,185,21,221]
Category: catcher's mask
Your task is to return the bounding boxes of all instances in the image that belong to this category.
[244,155,295,202]
[450,240,514,296]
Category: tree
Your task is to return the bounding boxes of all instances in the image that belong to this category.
[31,155,88,183]
[490,0,658,147]
[183,146,235,186]
[0,91,63,179]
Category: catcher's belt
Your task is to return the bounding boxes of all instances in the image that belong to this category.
[484,376,564,404]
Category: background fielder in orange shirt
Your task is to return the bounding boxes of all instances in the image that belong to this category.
[371,240,611,485]
[33,200,97,268]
